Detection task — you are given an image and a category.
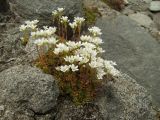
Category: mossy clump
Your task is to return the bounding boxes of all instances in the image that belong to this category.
[83,7,99,26]
[101,0,125,11]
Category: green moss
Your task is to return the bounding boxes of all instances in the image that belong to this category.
[101,0,111,7]
[101,0,108,3]
[83,7,98,26]
[101,0,124,11]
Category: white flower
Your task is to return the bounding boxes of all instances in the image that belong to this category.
[64,55,83,63]
[69,22,77,29]
[65,41,82,51]
[82,42,96,49]
[45,27,57,36]
[104,60,120,76]
[79,57,89,64]
[69,64,79,72]
[34,38,47,46]
[64,56,75,63]
[57,7,64,12]
[56,43,68,50]
[75,47,97,59]
[56,64,78,72]
[92,37,103,45]
[20,20,39,31]
[19,25,27,31]
[97,68,106,79]
[25,20,39,26]
[34,36,58,46]
[89,61,103,68]
[80,35,92,42]
[52,8,64,16]
[80,35,103,45]
[56,65,70,72]
[52,10,58,16]
[61,16,69,23]
[89,61,99,68]
[97,47,105,53]
[31,27,56,38]
[47,37,58,44]
[54,43,69,54]
[88,26,102,36]
[89,57,104,68]
[53,48,60,54]
[74,17,85,24]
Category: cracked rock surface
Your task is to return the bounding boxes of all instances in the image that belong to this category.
[0,65,59,120]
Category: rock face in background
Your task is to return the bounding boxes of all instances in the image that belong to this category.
[129,13,153,28]
[0,0,10,13]
[122,0,160,42]
[0,0,84,72]
[149,1,160,12]
[0,26,25,72]
[96,15,160,107]
[0,65,59,120]
[153,12,160,30]
[126,0,150,11]
[8,0,83,25]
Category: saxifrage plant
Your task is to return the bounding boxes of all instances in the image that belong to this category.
[20,7,120,104]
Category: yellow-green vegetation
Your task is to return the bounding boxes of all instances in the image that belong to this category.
[101,0,124,11]
[83,7,98,26]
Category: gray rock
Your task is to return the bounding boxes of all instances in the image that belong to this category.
[0,26,26,72]
[0,0,10,13]
[8,0,83,25]
[150,1,160,12]
[0,65,59,120]
[129,13,153,28]
[55,99,103,120]
[122,8,135,15]
[126,0,149,12]
[96,15,160,107]
[83,0,118,17]
[153,12,160,30]
[95,73,156,120]
[25,39,39,60]
[143,0,152,4]
[25,38,49,60]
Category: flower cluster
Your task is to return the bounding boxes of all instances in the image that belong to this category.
[31,26,56,38]
[20,7,120,104]
[31,27,58,47]
[19,9,119,79]
[53,25,119,79]
[61,16,69,23]
[88,26,102,36]
[20,20,39,31]
[34,37,58,46]
[19,20,39,45]
[52,7,64,16]
[56,64,79,72]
